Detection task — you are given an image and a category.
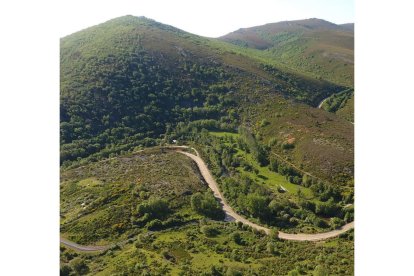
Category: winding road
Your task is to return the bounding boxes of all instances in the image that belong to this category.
[60,237,111,252]
[318,97,330,109]
[318,94,354,124]
[60,146,354,251]
[177,147,354,241]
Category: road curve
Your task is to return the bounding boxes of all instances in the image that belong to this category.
[176,147,354,241]
[318,97,329,109]
[278,221,354,241]
[178,150,270,234]
[318,95,355,125]
[60,237,111,252]
[60,146,354,251]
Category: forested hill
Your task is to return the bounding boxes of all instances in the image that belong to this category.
[219,18,354,87]
[60,15,352,185]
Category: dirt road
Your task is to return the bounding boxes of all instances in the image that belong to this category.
[178,150,271,234]
[177,148,354,241]
[60,237,111,252]
[60,146,354,251]
[278,221,354,241]
[318,97,329,108]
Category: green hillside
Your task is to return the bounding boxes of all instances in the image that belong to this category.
[60,15,354,275]
[60,148,354,275]
[321,89,354,123]
[220,18,354,87]
[61,15,352,185]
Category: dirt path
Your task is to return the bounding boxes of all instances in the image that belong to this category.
[278,221,354,241]
[177,148,354,241]
[318,95,354,125]
[178,150,271,234]
[318,97,329,109]
[60,237,111,252]
[60,146,354,251]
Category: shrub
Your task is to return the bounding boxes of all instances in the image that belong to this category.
[315,198,340,217]
[299,200,316,212]
[191,192,225,220]
[313,218,329,228]
[281,142,295,150]
[71,258,89,275]
[147,219,163,230]
[330,217,345,229]
[260,119,270,127]
[287,268,301,276]
[266,242,276,255]
[268,137,278,147]
[136,198,170,220]
[269,229,279,240]
[226,267,243,276]
[201,225,220,237]
[230,231,243,245]
[245,193,269,220]
[313,265,329,276]
[230,249,242,262]
[60,265,72,276]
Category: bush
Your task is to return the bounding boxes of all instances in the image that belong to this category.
[287,268,301,276]
[313,217,329,228]
[281,142,295,150]
[245,193,269,220]
[71,258,89,275]
[137,233,154,244]
[269,229,279,240]
[60,265,72,276]
[330,217,345,229]
[226,267,243,276]
[260,119,270,127]
[136,198,170,220]
[268,137,278,147]
[147,219,163,230]
[299,200,316,212]
[315,198,340,217]
[201,225,220,237]
[313,265,329,276]
[230,231,243,245]
[191,192,225,220]
[230,249,242,262]
[266,242,276,255]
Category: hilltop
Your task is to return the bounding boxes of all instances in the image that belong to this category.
[61,15,352,185]
[220,18,354,87]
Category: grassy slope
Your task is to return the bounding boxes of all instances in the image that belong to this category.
[241,95,354,186]
[60,148,205,244]
[210,131,314,198]
[61,222,354,275]
[220,18,354,87]
[335,95,354,123]
[60,148,354,275]
[321,89,354,123]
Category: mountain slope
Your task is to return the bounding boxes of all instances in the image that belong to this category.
[61,16,353,184]
[320,89,354,123]
[60,15,354,274]
[340,23,354,32]
[219,18,354,87]
[60,15,351,185]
